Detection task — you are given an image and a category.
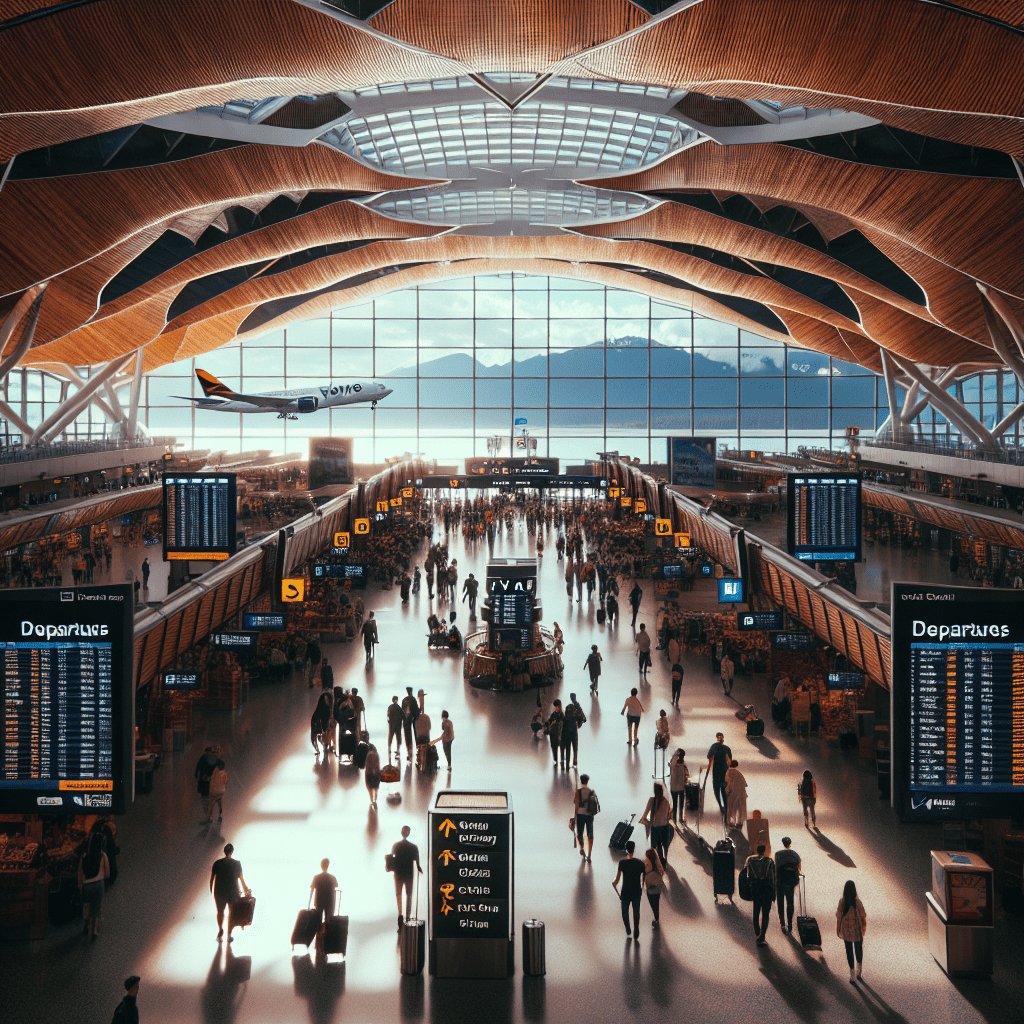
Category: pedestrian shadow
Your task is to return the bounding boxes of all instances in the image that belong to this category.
[646,926,681,1008]
[809,828,856,868]
[747,735,781,759]
[677,828,715,879]
[202,947,251,1024]
[799,947,910,1024]
[574,861,595,919]
[856,980,913,1024]
[622,934,643,1012]
[756,944,827,1024]
[661,862,704,919]
[292,953,346,1024]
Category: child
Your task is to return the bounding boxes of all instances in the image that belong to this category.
[530,707,546,739]
[208,760,227,822]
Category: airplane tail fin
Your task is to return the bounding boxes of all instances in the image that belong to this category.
[195,369,235,399]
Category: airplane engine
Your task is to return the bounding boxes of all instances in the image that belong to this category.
[297,397,319,413]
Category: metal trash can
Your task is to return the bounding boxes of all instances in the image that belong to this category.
[401,919,425,975]
[522,919,545,976]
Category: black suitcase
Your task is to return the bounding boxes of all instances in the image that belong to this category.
[609,813,635,850]
[712,838,735,899]
[797,877,822,950]
[354,741,369,769]
[291,908,320,949]
[685,783,701,811]
[338,730,357,757]
[746,718,765,737]
[323,915,349,955]
[596,607,606,624]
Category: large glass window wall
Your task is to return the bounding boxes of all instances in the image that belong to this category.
[138,274,890,466]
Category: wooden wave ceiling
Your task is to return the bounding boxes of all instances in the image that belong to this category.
[1,0,1022,378]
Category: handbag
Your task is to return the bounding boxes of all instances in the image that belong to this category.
[381,763,400,784]
[385,853,395,873]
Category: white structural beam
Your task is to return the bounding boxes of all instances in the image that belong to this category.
[126,349,145,441]
[0,283,47,381]
[27,355,133,445]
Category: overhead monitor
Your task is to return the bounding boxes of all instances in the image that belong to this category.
[738,611,784,631]
[312,563,367,586]
[242,613,285,632]
[786,472,862,562]
[668,437,716,488]
[827,671,865,690]
[0,585,133,814]
[163,473,237,561]
[718,579,744,604]
[891,583,1024,822]
[163,673,200,690]
[773,632,814,652]
[210,632,257,650]
[490,593,532,627]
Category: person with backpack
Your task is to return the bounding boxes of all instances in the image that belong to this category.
[670,662,684,706]
[639,782,673,864]
[78,830,109,940]
[643,847,665,928]
[836,879,868,982]
[207,760,228,823]
[799,769,818,827]
[110,976,141,1024]
[573,773,600,862]
[774,837,802,934]
[561,692,586,768]
[744,844,776,945]
[584,645,602,694]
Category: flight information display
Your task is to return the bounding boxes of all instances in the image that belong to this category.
[827,672,865,690]
[738,611,784,631]
[164,673,200,690]
[490,593,531,627]
[312,563,367,586]
[0,586,133,814]
[242,613,285,632]
[773,632,814,651]
[163,473,237,561]
[786,473,862,562]
[210,633,256,650]
[892,584,1024,821]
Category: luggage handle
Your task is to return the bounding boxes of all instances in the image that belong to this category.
[799,874,807,917]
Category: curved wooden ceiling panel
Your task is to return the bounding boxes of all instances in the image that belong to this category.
[0,0,466,156]
[0,144,440,296]
[553,0,1024,151]
[368,0,647,71]
[588,143,1024,299]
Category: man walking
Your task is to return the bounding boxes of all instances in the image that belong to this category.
[635,623,652,679]
[361,611,378,663]
[387,696,404,761]
[705,732,733,813]
[141,556,150,591]
[110,976,141,1024]
[584,644,602,694]
[621,688,645,747]
[209,843,251,941]
[562,692,586,767]
[431,710,454,770]
[390,825,422,927]
[310,858,339,956]
[775,837,802,935]
[194,746,219,819]
[670,662,684,706]
[462,573,479,617]
[305,635,322,688]
[628,581,643,628]
[320,657,334,692]
[745,844,776,945]
[720,650,735,696]
[573,773,599,862]
[415,700,432,771]
[613,841,645,939]
[401,687,419,761]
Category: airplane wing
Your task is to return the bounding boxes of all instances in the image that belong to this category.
[217,392,297,409]
[170,395,227,406]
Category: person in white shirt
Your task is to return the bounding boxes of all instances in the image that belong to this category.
[431,710,455,770]
[635,623,652,678]
[621,688,645,747]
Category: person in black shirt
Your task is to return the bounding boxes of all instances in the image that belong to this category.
[628,582,643,629]
[401,687,419,761]
[110,976,140,1024]
[613,841,645,939]
[705,732,733,813]
[390,825,422,927]
[210,843,250,941]
[361,612,378,662]
[310,858,339,955]
[194,746,219,819]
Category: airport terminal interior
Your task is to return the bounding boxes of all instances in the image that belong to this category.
[2,3,1024,1023]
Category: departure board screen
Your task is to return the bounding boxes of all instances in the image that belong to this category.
[738,611,784,631]
[491,593,531,627]
[892,584,1024,821]
[0,586,133,814]
[786,473,862,562]
[162,473,237,561]
[242,613,285,632]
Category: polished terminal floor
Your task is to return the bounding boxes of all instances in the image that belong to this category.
[7,521,1021,1024]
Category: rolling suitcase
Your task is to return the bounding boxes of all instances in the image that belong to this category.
[231,894,256,930]
[609,813,635,850]
[746,718,765,737]
[596,607,606,624]
[796,876,822,950]
[338,729,357,758]
[685,783,701,812]
[323,915,349,955]
[354,739,369,769]
[401,880,425,975]
[291,907,320,949]
[712,838,735,901]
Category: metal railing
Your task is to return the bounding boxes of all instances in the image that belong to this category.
[0,436,176,465]
[860,437,1024,467]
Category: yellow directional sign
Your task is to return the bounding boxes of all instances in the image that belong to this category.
[621,496,633,508]
[608,486,621,499]
[438,849,456,866]
[354,518,370,535]
[376,500,390,513]
[281,578,305,603]
[333,531,350,548]
[675,532,691,548]
[390,496,402,508]
[634,498,647,513]
[438,817,457,838]
[449,479,461,488]
[401,487,413,498]
[654,518,672,536]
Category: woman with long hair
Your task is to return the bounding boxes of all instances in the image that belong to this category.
[643,847,665,928]
[310,690,333,756]
[77,830,109,941]
[836,879,868,982]
[800,769,818,827]
[640,782,673,863]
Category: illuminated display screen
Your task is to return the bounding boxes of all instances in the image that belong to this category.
[210,633,256,650]
[242,613,285,631]
[0,586,133,814]
[773,632,814,651]
[491,593,531,627]
[164,673,200,690]
[313,564,368,586]
[162,473,237,561]
[738,611,784,631]
[892,584,1024,821]
[827,671,865,690]
[786,473,862,563]
[718,579,744,604]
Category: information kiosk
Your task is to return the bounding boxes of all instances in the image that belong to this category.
[429,791,514,978]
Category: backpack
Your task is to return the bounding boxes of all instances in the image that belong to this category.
[800,777,814,798]
[778,860,800,889]
[570,703,587,727]
[579,787,600,816]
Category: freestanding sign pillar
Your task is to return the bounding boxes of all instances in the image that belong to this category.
[429,791,514,978]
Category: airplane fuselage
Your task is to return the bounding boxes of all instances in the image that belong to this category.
[194,381,392,413]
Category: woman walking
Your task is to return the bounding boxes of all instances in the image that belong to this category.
[78,831,109,941]
[725,759,748,828]
[800,769,817,827]
[639,782,673,864]
[836,879,868,982]
[668,749,689,823]
[310,691,333,756]
[364,741,381,808]
[545,700,564,767]
[643,847,665,928]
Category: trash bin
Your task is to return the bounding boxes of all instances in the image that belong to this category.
[522,919,545,976]
[401,918,425,976]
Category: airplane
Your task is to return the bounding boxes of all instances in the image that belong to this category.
[174,369,393,419]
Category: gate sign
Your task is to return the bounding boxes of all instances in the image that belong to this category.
[634,498,647,513]
[654,518,672,536]
[281,578,305,603]
[674,532,691,548]
[333,532,350,549]
[450,479,461,488]
[401,487,413,498]
[390,497,402,508]
[376,500,390,513]
[353,518,370,535]
[620,496,632,508]
[608,486,621,499]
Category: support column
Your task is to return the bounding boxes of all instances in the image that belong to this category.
[0,284,47,382]
[126,349,145,440]
[27,354,133,445]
